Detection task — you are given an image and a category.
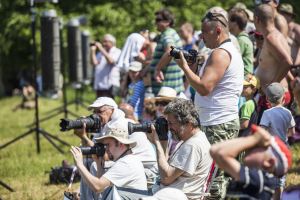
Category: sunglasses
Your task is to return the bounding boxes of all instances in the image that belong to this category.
[202,12,228,27]
[155,18,164,23]
[155,101,169,107]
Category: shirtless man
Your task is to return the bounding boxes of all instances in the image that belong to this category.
[254,4,293,123]
[254,4,293,92]
[279,3,300,67]
[256,0,289,38]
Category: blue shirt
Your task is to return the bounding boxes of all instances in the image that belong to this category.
[226,165,276,200]
[128,80,145,120]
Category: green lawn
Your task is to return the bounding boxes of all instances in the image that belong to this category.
[0,93,300,199]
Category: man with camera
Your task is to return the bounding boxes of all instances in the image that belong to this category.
[146,98,212,200]
[72,97,126,199]
[91,34,121,98]
[174,11,244,200]
[71,126,148,199]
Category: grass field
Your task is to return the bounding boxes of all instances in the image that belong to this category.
[0,91,300,199]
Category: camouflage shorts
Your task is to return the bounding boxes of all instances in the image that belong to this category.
[201,118,240,200]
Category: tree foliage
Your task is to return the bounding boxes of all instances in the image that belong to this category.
[0,0,299,96]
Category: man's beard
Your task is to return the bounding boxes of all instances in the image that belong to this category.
[170,126,185,141]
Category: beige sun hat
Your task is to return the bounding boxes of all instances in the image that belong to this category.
[95,127,137,148]
[154,87,177,102]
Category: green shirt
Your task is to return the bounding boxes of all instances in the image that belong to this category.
[150,28,184,95]
[240,99,255,120]
[237,32,253,76]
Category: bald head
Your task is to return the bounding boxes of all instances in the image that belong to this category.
[119,103,136,121]
[255,4,274,25]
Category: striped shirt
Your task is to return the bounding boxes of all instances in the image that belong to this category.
[150,28,184,95]
[128,80,145,120]
[226,166,276,200]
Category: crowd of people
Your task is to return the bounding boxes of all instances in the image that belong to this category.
[69,1,300,199]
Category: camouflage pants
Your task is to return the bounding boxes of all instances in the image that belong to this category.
[201,118,240,200]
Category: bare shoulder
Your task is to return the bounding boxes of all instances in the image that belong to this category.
[266,30,286,45]
[211,48,231,60]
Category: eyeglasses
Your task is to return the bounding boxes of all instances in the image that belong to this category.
[202,12,228,27]
[93,108,110,114]
[155,101,169,107]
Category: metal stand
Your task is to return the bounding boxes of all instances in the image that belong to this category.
[0,1,69,154]
[0,180,14,192]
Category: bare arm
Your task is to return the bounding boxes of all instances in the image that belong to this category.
[210,126,271,180]
[267,35,293,82]
[154,46,173,83]
[275,14,289,38]
[95,42,115,65]
[240,119,250,130]
[288,127,295,137]
[176,49,230,96]
[74,123,94,147]
[91,47,99,66]
[71,146,111,193]
[147,125,184,185]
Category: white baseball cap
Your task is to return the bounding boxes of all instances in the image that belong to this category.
[128,61,143,72]
[88,97,118,110]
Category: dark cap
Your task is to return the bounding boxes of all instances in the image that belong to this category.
[265,82,285,103]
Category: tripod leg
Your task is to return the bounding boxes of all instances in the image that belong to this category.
[27,110,62,128]
[40,129,70,146]
[40,130,65,154]
[0,129,34,150]
[0,180,14,192]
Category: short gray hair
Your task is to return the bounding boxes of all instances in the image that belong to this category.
[164,98,199,127]
[103,34,116,45]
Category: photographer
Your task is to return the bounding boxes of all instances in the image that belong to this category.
[71,126,148,199]
[174,11,244,200]
[73,97,126,199]
[91,34,121,98]
[147,98,212,200]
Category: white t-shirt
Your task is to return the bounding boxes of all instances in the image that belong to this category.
[162,131,212,200]
[103,154,147,191]
[260,106,295,143]
[130,131,157,162]
[94,46,121,90]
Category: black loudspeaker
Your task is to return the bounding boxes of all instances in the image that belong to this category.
[40,9,61,92]
[67,19,83,83]
[81,30,92,82]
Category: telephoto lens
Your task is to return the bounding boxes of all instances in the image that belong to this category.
[80,143,106,157]
[169,46,198,64]
[59,114,101,133]
[128,116,169,140]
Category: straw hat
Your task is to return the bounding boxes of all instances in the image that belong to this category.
[95,127,136,148]
[154,87,177,102]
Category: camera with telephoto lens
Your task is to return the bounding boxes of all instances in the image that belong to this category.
[169,46,199,64]
[59,114,101,133]
[80,143,106,157]
[128,116,169,140]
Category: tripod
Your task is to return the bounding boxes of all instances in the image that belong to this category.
[0,2,70,154]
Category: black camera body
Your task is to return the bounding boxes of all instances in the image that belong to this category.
[80,143,106,157]
[170,46,198,64]
[128,116,169,140]
[59,114,101,133]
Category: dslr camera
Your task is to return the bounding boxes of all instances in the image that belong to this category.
[128,116,169,140]
[80,143,106,157]
[59,114,101,133]
[169,46,198,64]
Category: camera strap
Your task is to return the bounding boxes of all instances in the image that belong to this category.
[115,148,131,162]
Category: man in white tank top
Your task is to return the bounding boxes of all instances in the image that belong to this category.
[175,11,244,200]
